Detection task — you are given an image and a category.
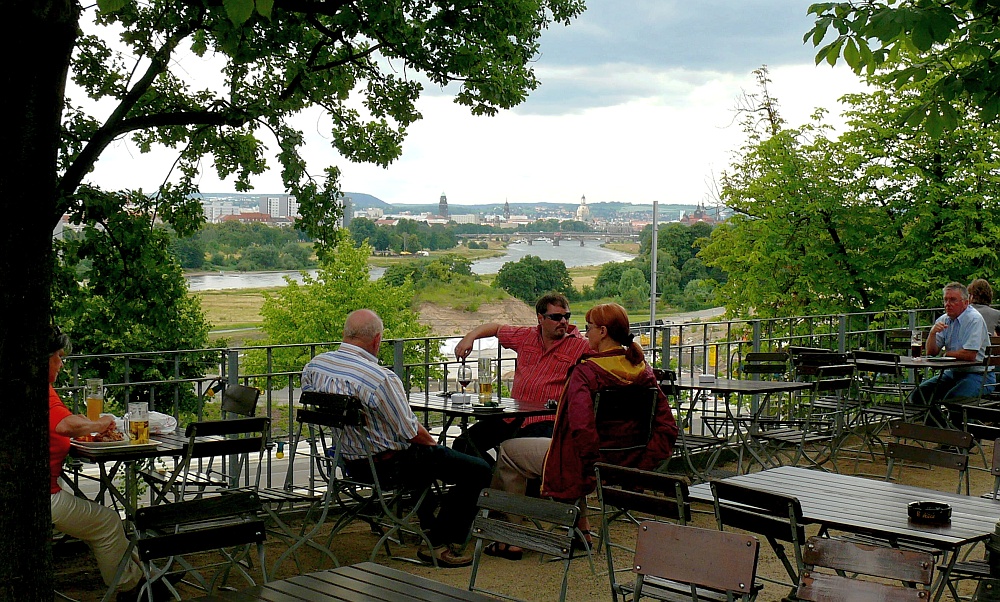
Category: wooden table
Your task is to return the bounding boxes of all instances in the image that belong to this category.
[68,430,189,519]
[690,465,1000,600]
[407,392,555,445]
[188,562,499,601]
[674,377,813,475]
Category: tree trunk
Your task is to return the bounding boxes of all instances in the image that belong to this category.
[0,1,77,600]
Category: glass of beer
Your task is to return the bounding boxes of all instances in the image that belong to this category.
[85,378,103,422]
[911,330,922,357]
[478,356,494,404]
[125,402,150,444]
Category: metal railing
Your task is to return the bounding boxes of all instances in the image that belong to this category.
[58,306,946,487]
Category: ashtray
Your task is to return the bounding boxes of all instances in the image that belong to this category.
[907,501,952,525]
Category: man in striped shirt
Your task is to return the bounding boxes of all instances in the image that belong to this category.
[452,293,591,465]
[301,309,491,568]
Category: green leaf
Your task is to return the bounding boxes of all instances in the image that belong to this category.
[911,21,933,52]
[96,0,127,12]
[924,110,944,138]
[223,0,254,25]
[843,38,861,70]
[256,0,274,19]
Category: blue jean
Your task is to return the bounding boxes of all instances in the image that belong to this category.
[913,369,986,407]
[348,444,491,547]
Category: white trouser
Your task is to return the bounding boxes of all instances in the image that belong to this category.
[51,489,142,591]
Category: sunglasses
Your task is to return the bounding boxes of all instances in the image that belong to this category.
[543,312,571,322]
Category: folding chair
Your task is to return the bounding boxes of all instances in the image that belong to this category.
[469,489,580,602]
[121,490,267,601]
[267,390,435,575]
[147,416,270,504]
[748,363,854,472]
[594,385,659,459]
[846,350,922,466]
[796,536,934,601]
[595,463,700,602]
[885,420,974,495]
[657,369,728,482]
[140,384,262,501]
[633,521,760,602]
[711,480,806,598]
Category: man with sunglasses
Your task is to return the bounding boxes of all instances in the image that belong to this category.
[453,293,590,464]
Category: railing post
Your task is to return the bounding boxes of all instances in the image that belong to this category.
[662,324,672,370]
[751,320,761,353]
[838,314,847,353]
[227,349,240,386]
[908,309,917,331]
[393,339,405,381]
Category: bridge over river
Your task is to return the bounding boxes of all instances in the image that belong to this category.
[455,231,638,246]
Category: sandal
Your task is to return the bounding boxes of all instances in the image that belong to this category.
[484,541,523,560]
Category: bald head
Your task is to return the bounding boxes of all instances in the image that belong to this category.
[343,309,384,353]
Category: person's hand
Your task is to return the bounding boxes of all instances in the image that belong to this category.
[455,337,474,360]
[930,322,948,336]
[94,415,116,433]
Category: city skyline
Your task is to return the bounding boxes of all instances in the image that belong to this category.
[85,1,867,206]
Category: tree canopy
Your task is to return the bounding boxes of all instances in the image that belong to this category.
[700,67,1000,318]
[494,255,573,304]
[2,0,585,596]
[807,0,1000,132]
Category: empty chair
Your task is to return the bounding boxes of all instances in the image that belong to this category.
[468,489,580,602]
[738,351,789,380]
[885,420,974,495]
[633,521,760,602]
[796,536,934,602]
[712,480,805,598]
[595,463,696,602]
[657,369,728,482]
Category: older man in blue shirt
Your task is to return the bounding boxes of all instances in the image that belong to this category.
[913,282,990,414]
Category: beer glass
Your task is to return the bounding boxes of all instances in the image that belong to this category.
[85,378,103,422]
[911,330,922,357]
[125,402,150,444]
[477,356,494,404]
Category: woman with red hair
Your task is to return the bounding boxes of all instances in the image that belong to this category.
[486,303,677,559]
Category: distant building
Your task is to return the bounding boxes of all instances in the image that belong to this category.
[576,195,590,221]
[222,211,275,224]
[503,200,510,220]
[450,214,478,224]
[339,195,352,229]
[439,192,449,219]
[259,194,299,219]
[678,202,716,225]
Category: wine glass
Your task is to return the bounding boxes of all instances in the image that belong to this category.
[457,362,473,396]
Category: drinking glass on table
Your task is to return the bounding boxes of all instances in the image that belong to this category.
[85,378,103,422]
[478,356,494,404]
[457,361,472,396]
[125,402,149,444]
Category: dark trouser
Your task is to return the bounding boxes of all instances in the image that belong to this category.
[452,418,555,467]
[347,444,491,547]
[911,369,987,426]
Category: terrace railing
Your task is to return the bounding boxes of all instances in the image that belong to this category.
[57,306,945,489]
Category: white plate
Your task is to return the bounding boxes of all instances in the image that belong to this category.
[926,356,958,362]
[71,439,161,451]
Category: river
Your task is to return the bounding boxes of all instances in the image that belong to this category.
[186,239,634,291]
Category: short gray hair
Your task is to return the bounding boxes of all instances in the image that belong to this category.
[943,282,969,300]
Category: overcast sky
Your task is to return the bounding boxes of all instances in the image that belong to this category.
[87,1,868,206]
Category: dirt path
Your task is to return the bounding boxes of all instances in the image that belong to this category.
[417,298,537,336]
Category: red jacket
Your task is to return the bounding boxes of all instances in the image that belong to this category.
[540,350,677,500]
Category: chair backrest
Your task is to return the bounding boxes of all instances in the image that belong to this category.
[740,352,789,379]
[886,420,973,494]
[791,352,850,378]
[595,463,691,602]
[796,536,933,601]
[712,480,805,589]
[593,386,658,454]
[884,328,915,353]
[633,521,760,601]
[221,383,261,417]
[133,490,267,593]
[470,489,579,602]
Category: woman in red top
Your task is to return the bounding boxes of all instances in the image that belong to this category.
[47,326,149,601]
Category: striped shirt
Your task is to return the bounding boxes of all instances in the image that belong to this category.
[498,325,591,426]
[301,343,419,460]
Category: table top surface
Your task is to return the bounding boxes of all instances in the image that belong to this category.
[857,355,982,371]
[675,376,813,395]
[68,430,189,462]
[188,562,498,601]
[690,466,1000,550]
[407,391,555,419]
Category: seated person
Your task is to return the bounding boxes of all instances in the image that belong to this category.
[301,309,491,568]
[914,282,990,412]
[486,303,678,558]
[48,325,171,602]
[452,293,590,465]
